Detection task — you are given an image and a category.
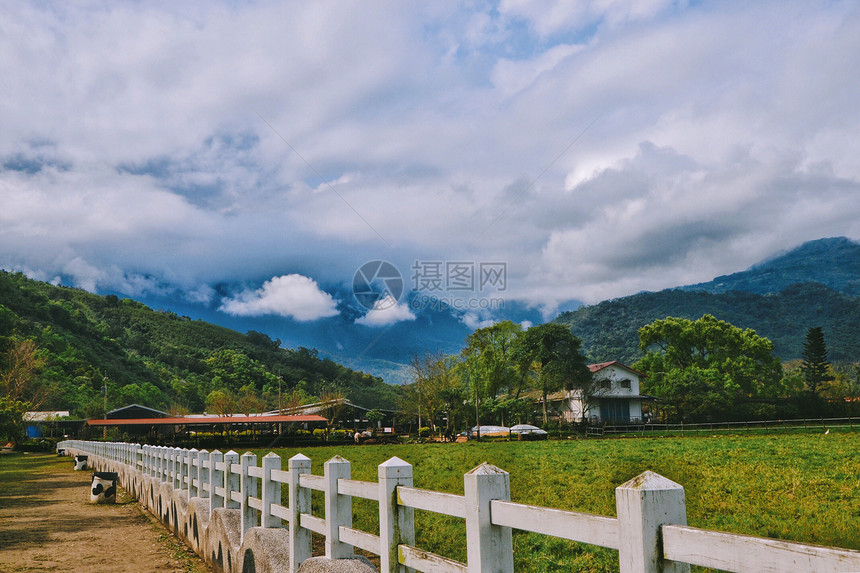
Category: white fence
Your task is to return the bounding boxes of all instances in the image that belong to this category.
[59,440,860,573]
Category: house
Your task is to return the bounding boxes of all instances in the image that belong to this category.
[559,361,651,424]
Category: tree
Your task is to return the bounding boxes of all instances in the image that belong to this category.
[236,384,266,415]
[512,323,591,425]
[1,338,48,408]
[205,349,278,393]
[460,321,523,435]
[366,408,384,431]
[636,315,783,421]
[319,389,346,429]
[0,339,47,444]
[398,352,464,433]
[800,327,834,397]
[0,396,30,445]
[205,389,237,416]
[827,362,860,413]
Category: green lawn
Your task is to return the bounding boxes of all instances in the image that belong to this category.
[248,433,859,572]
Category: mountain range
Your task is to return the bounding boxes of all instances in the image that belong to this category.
[555,237,860,364]
[8,236,857,391]
[0,271,399,415]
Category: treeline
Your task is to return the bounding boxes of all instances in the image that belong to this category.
[0,271,398,424]
[554,282,860,364]
[398,321,591,432]
[401,315,860,431]
[633,316,860,422]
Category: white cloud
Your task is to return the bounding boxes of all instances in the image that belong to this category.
[491,43,583,97]
[1,0,859,318]
[459,311,497,331]
[220,275,339,321]
[355,295,416,327]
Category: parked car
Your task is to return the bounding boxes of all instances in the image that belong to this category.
[509,424,548,440]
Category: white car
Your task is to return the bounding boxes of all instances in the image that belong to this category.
[509,424,548,438]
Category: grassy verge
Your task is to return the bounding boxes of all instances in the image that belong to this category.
[248,433,858,573]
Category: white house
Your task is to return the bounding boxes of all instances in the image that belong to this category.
[561,361,649,424]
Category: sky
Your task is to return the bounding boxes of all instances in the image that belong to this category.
[2,0,860,332]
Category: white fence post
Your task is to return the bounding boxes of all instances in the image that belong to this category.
[210,450,224,512]
[224,450,240,509]
[378,456,415,573]
[170,447,177,484]
[464,463,513,573]
[262,452,281,528]
[170,447,177,487]
[324,456,353,559]
[289,453,312,572]
[241,452,258,537]
[160,446,167,482]
[198,450,210,499]
[188,448,199,497]
[616,470,690,573]
[169,448,176,486]
[180,448,189,491]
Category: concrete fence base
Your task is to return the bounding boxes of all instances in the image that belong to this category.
[62,448,373,573]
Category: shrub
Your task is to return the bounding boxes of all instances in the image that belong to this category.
[418,427,432,438]
[18,438,58,452]
[329,429,348,441]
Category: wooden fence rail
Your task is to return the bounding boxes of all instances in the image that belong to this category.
[58,440,860,573]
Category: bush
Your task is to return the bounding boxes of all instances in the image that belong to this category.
[418,427,432,438]
[329,429,349,441]
[313,428,327,439]
[18,438,58,452]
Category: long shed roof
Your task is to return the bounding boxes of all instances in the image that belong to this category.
[86,414,326,426]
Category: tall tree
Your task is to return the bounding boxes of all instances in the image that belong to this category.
[205,389,237,416]
[1,338,48,408]
[399,352,463,432]
[636,315,783,421]
[0,338,48,443]
[512,323,591,425]
[460,321,523,433]
[800,326,834,397]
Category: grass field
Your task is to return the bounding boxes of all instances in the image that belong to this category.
[249,432,858,573]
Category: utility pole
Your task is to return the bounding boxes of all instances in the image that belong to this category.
[102,372,108,440]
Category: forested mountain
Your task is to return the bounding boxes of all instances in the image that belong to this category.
[555,238,860,364]
[681,237,860,295]
[0,271,398,417]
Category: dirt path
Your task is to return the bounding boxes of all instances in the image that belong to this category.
[0,452,210,573]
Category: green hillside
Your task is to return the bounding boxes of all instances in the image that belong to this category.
[554,237,860,364]
[0,271,397,417]
[682,236,860,295]
[555,282,860,364]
